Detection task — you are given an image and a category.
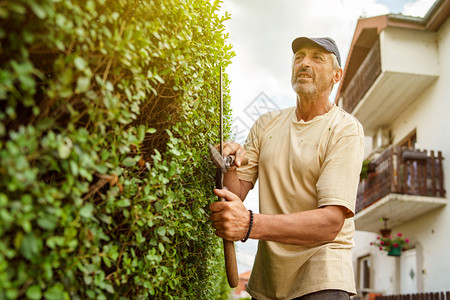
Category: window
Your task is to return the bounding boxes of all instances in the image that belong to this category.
[358,255,371,290]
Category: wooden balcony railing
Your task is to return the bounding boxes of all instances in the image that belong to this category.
[375,291,450,300]
[356,146,445,214]
[341,39,381,113]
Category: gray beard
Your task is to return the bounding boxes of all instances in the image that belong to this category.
[292,82,317,95]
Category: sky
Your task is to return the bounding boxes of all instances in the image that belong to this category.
[220,0,437,119]
[217,0,438,275]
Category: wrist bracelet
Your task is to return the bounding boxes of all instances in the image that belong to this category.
[241,209,253,243]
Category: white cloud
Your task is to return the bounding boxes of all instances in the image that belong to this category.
[220,0,393,118]
[403,0,437,17]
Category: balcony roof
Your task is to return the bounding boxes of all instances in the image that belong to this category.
[354,193,446,233]
[335,0,450,103]
[352,71,438,136]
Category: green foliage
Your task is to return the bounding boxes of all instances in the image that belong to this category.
[0,0,234,298]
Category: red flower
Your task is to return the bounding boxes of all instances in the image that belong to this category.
[371,231,410,253]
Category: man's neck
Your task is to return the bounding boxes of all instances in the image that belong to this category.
[295,94,333,122]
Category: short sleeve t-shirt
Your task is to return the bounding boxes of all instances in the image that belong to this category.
[237,105,364,300]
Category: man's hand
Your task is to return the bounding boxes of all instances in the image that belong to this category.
[217,141,247,168]
[209,188,251,241]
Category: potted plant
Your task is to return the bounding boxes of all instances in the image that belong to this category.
[371,233,410,256]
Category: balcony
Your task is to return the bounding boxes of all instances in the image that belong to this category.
[355,146,446,232]
[339,28,439,136]
[341,40,381,115]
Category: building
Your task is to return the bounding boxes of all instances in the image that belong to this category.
[335,0,450,297]
[231,270,251,299]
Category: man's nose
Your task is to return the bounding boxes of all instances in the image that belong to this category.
[299,56,312,67]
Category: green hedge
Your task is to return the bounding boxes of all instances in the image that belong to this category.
[0,0,234,299]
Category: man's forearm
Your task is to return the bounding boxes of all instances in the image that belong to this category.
[210,189,347,245]
[250,206,347,245]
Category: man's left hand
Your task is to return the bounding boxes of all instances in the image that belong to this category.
[209,188,251,241]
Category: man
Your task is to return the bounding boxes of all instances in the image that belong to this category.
[209,37,364,300]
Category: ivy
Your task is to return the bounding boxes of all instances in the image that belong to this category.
[0,0,234,298]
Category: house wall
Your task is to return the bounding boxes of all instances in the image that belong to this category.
[389,15,450,292]
[353,16,450,294]
[379,26,439,77]
[352,231,399,295]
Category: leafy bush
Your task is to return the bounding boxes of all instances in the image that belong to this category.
[0,0,234,299]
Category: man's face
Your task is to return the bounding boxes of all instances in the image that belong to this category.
[291,44,338,96]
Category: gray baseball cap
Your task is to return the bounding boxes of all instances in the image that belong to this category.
[291,37,341,67]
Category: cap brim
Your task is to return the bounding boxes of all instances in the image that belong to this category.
[291,37,319,54]
[291,37,341,67]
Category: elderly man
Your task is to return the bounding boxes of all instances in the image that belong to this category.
[209,37,364,300]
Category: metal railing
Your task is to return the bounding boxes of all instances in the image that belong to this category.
[356,146,445,213]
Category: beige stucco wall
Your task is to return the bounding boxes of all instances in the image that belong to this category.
[380,26,439,77]
[390,15,450,292]
[352,16,450,294]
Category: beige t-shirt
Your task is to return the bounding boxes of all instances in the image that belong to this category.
[237,105,364,300]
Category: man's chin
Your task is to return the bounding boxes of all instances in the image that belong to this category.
[292,83,316,95]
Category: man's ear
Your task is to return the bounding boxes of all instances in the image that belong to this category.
[332,68,343,84]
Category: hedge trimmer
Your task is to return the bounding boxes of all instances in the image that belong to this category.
[207,66,240,288]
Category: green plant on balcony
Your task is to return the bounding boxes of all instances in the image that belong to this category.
[360,159,370,180]
[371,233,410,256]
[360,159,376,180]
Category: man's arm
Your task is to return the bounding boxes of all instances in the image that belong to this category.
[223,169,253,201]
[209,188,347,245]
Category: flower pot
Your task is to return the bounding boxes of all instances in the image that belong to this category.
[380,229,391,237]
[388,247,402,256]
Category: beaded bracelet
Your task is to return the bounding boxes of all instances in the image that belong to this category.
[241,210,253,243]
